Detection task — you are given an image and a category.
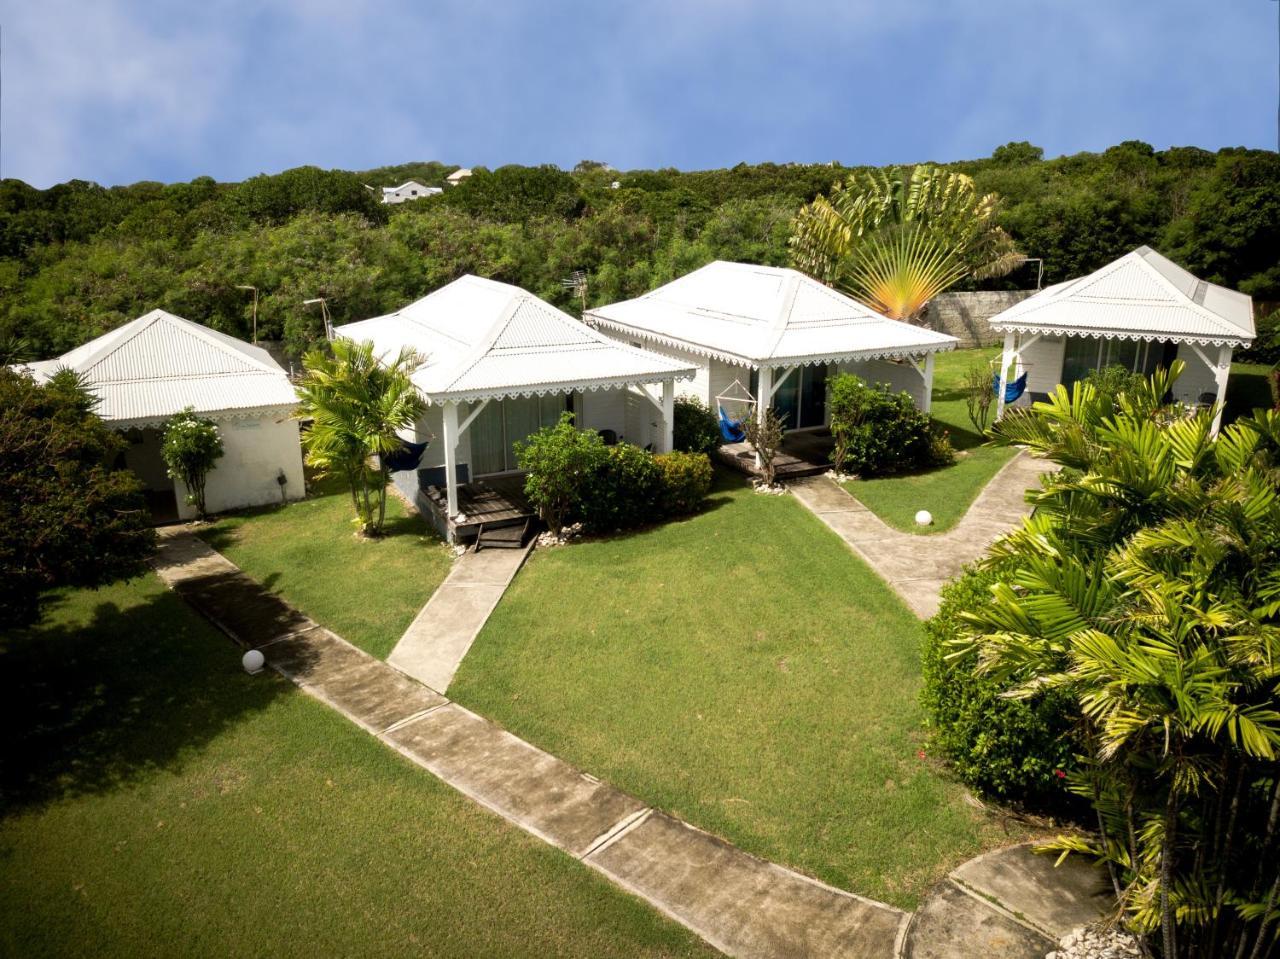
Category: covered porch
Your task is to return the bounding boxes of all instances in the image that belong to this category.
[716,429,836,480]
[420,473,533,544]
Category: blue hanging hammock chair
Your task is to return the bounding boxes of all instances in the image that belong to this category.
[718,406,746,443]
[992,372,1029,404]
[382,437,431,472]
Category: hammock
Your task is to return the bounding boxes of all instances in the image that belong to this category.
[382,438,431,472]
[992,372,1029,404]
[718,406,746,443]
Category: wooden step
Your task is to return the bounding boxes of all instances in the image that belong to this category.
[475,519,531,551]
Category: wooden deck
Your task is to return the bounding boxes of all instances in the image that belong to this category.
[421,474,536,542]
[715,430,834,480]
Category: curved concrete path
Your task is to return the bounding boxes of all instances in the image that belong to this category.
[789,452,1048,618]
[152,529,907,959]
[902,843,1112,958]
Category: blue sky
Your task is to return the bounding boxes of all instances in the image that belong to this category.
[2,0,1276,188]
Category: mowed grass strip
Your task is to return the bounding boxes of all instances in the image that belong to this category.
[199,474,454,659]
[449,474,1034,909]
[0,575,718,959]
[842,346,1015,534]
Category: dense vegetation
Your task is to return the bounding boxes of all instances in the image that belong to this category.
[2,142,1276,361]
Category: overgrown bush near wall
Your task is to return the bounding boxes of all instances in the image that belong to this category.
[580,443,664,533]
[920,560,1080,809]
[827,373,953,477]
[517,415,713,535]
[672,396,722,454]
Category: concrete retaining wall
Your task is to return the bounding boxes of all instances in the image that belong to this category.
[921,291,1037,348]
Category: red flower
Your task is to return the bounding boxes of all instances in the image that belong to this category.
[917,749,927,760]
[1054,769,1067,779]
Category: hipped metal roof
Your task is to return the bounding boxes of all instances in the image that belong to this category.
[586,261,958,368]
[333,275,695,403]
[990,247,1255,347]
[21,310,298,428]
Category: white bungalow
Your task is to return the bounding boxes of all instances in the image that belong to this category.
[379,180,443,204]
[22,310,305,522]
[445,168,473,187]
[334,275,695,542]
[586,261,957,473]
[990,247,1256,432]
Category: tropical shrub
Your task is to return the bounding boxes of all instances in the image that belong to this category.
[953,363,1280,957]
[580,442,664,533]
[295,338,425,537]
[0,367,155,628]
[655,451,713,515]
[1083,363,1146,398]
[921,560,1079,808]
[672,396,721,454]
[514,413,607,534]
[826,373,952,476]
[160,408,224,518]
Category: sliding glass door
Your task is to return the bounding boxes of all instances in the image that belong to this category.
[749,364,829,430]
[467,394,570,475]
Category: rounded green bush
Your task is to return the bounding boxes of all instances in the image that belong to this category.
[920,559,1080,810]
[654,451,713,515]
[672,397,722,454]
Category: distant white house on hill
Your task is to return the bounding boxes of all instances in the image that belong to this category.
[445,168,473,187]
[20,310,305,522]
[376,180,443,204]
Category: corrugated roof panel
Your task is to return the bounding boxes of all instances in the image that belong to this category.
[589,261,957,363]
[991,248,1254,345]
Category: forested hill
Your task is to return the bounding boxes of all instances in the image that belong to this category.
[2,142,1277,362]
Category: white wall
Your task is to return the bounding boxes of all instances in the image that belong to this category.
[1018,335,1066,395]
[580,386,628,435]
[1173,344,1222,405]
[173,412,305,519]
[838,358,929,408]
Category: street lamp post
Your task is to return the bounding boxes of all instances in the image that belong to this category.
[235,285,259,343]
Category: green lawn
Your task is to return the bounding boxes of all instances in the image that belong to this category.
[843,347,1016,533]
[0,576,717,959]
[198,475,454,659]
[1225,361,1273,425]
[449,473,1037,910]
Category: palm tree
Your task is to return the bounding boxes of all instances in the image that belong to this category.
[789,165,1024,321]
[295,338,425,537]
[956,369,1280,958]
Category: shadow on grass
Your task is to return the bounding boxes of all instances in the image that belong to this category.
[0,581,294,816]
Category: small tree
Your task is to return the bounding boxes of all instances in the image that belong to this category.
[963,364,995,433]
[827,374,868,474]
[161,408,224,519]
[514,413,606,533]
[0,368,156,628]
[295,339,426,538]
[741,405,785,487]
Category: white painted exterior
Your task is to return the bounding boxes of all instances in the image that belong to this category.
[380,181,442,204]
[20,309,305,518]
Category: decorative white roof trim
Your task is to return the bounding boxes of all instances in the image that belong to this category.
[106,402,299,431]
[990,321,1251,349]
[422,369,695,405]
[587,314,955,368]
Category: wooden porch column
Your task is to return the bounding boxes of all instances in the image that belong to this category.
[1210,344,1233,436]
[922,353,936,414]
[754,365,773,469]
[441,401,460,521]
[660,379,675,453]
[995,331,1016,421]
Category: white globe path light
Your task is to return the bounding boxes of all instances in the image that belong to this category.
[915,509,934,527]
[242,649,265,675]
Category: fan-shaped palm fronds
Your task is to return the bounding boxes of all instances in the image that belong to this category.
[789,165,1024,321]
[295,338,425,537]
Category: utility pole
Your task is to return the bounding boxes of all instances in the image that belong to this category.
[303,297,333,340]
[235,285,259,343]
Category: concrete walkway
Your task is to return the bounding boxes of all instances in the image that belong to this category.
[388,542,533,693]
[789,452,1048,618]
[152,529,908,959]
[902,843,1112,958]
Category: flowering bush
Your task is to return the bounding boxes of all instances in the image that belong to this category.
[161,408,224,518]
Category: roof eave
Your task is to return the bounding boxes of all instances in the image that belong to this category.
[418,368,697,405]
[989,319,1253,349]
